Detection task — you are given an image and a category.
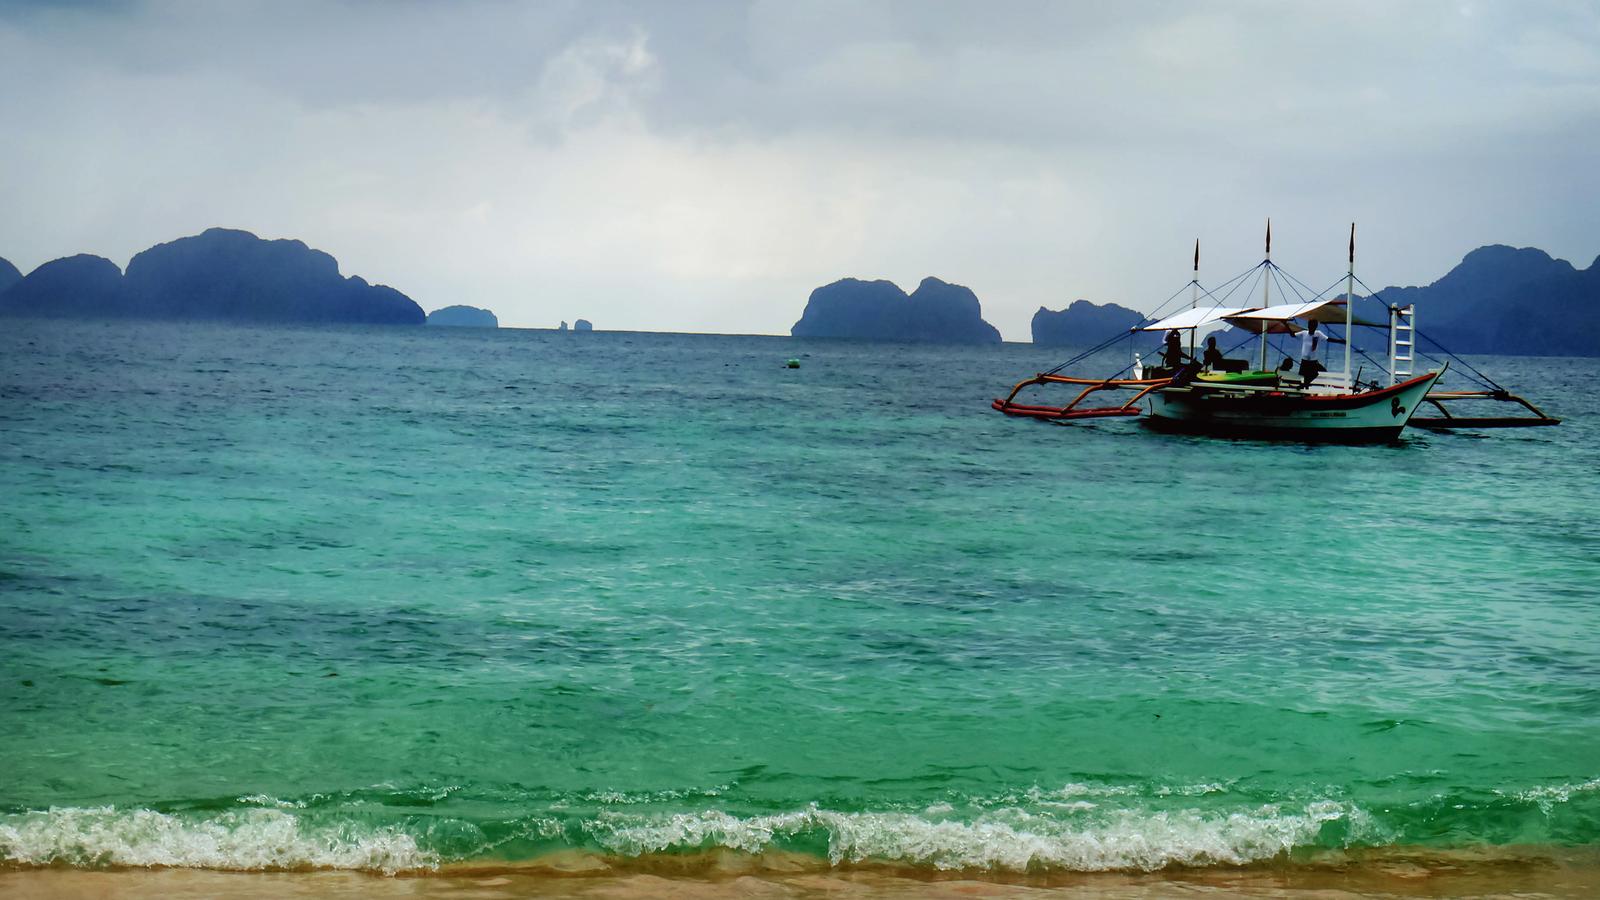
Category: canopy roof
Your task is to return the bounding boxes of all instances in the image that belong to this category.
[1224,298,1384,333]
[1139,306,1258,332]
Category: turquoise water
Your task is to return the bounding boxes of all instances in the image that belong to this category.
[1,319,1597,874]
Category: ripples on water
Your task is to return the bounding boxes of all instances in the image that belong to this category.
[1,320,1597,875]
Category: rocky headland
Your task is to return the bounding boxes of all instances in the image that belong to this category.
[1031,299,1145,346]
[790,276,1002,343]
[1369,245,1599,357]
[0,228,424,325]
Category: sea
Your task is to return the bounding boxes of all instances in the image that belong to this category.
[1,318,1597,896]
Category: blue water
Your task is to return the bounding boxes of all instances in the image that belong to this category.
[1,319,1597,874]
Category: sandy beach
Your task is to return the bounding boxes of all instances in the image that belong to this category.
[6,848,1600,900]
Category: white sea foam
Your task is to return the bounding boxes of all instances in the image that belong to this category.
[234,793,307,809]
[586,800,1377,872]
[2,790,1501,874]
[1508,777,1600,814]
[0,807,436,874]
[581,785,732,805]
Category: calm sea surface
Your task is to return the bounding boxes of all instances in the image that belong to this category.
[1,319,1597,876]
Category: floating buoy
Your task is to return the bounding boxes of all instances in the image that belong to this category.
[785,359,801,368]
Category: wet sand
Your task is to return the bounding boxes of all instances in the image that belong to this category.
[5,848,1600,900]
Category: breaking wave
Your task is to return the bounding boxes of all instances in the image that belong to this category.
[584,800,1376,871]
[0,807,438,874]
[1,778,1594,875]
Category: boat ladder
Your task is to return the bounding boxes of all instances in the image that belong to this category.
[1388,304,1415,386]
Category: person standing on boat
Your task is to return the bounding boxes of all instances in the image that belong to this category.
[1201,336,1225,371]
[1296,319,1343,386]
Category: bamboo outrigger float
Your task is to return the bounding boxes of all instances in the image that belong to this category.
[992,223,1560,441]
[1409,389,1560,429]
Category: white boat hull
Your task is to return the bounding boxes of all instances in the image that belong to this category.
[1145,369,1444,442]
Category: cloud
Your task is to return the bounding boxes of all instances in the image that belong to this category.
[2,0,1598,337]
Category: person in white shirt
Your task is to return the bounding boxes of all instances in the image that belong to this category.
[1296,319,1343,386]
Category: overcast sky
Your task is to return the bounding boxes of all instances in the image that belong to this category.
[2,1,1597,337]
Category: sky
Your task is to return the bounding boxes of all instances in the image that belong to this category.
[2,1,1598,338]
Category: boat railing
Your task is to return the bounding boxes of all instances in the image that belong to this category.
[991,373,1169,421]
[1309,371,1352,393]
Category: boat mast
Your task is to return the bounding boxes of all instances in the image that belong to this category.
[1258,219,1271,370]
[1343,223,1355,390]
[1190,239,1199,356]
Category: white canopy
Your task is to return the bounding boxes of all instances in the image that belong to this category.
[1223,298,1383,334]
[1139,306,1259,332]
[1224,300,1334,334]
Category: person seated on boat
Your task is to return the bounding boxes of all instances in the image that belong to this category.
[1161,330,1204,386]
[1161,330,1192,369]
[1201,336,1225,371]
[1275,356,1297,387]
[1296,319,1343,387]
[1163,330,1189,365]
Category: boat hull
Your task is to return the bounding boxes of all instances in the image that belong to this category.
[1145,370,1443,442]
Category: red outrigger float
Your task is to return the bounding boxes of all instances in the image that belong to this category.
[993,224,1559,442]
[990,375,1162,422]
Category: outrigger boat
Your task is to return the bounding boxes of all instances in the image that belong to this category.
[993,223,1559,442]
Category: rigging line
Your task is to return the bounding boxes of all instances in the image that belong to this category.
[1279,268,1342,310]
[1160,257,1283,318]
[1268,332,1289,366]
[1352,275,1504,391]
[1363,308,1487,390]
[1041,258,1288,378]
[1106,361,1136,380]
[1356,312,1494,393]
[1164,260,1266,314]
[1194,261,1267,306]
[1152,258,1269,319]
[1043,327,1150,376]
[1412,329,1500,391]
[1222,329,1258,356]
[1039,281,1196,376]
[1142,280,1205,323]
[1041,263,1259,377]
[1408,343,1490,391]
[1215,261,1268,307]
[1223,265,1265,310]
[1269,265,1309,304]
[1278,267,1343,302]
[1350,344,1393,387]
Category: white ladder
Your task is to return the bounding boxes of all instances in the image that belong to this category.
[1389,304,1415,386]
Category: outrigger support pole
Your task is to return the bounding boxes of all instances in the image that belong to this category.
[1410,390,1562,428]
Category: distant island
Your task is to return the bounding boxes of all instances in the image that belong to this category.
[426,305,498,328]
[1032,300,1145,346]
[791,276,1001,343]
[574,318,593,332]
[5,234,1596,354]
[0,228,424,325]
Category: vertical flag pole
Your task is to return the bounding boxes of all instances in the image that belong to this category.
[1258,219,1271,371]
[1344,223,1355,391]
[1190,239,1199,356]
